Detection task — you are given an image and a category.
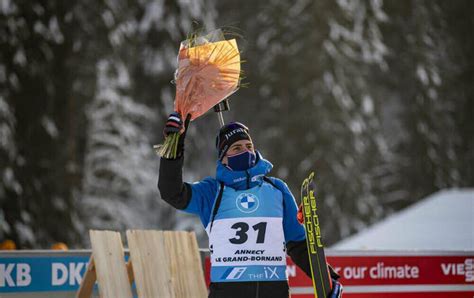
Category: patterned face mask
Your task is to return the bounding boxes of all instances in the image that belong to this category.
[226,150,256,171]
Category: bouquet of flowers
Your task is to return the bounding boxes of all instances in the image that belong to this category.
[155,29,241,158]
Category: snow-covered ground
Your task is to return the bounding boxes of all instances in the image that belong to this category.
[332,188,474,250]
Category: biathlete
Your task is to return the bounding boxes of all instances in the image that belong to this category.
[158,113,342,298]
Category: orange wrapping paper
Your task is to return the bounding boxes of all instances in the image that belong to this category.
[174,39,240,121]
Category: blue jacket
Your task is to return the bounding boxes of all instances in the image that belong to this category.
[182,151,306,243]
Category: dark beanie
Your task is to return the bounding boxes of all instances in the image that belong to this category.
[216,122,252,160]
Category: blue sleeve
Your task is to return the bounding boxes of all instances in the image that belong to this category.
[183,177,219,227]
[270,178,306,243]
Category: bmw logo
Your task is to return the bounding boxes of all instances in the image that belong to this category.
[236,193,259,213]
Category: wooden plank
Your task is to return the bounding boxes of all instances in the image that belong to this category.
[177,231,192,297]
[164,231,183,297]
[187,232,208,297]
[76,255,96,298]
[126,230,174,298]
[89,230,133,298]
[164,231,207,298]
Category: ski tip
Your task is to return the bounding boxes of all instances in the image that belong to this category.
[301,173,314,190]
[302,177,309,186]
[307,172,315,186]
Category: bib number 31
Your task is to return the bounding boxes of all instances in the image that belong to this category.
[229,222,267,244]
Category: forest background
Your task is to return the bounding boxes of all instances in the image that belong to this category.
[1,0,472,248]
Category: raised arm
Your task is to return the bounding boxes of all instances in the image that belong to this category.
[158,156,192,209]
[157,113,192,209]
[157,113,217,223]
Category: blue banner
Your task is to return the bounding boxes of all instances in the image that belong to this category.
[0,256,92,293]
[211,265,287,282]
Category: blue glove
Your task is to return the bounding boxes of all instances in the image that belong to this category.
[328,279,343,298]
[163,112,183,136]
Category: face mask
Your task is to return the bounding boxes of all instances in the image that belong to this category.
[226,150,256,171]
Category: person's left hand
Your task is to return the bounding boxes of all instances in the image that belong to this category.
[297,203,304,224]
[328,279,343,298]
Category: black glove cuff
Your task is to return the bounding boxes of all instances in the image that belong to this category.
[176,114,191,158]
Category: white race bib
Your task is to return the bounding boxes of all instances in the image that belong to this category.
[209,217,286,267]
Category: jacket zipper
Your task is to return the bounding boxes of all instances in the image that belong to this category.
[246,170,250,189]
[256,281,259,298]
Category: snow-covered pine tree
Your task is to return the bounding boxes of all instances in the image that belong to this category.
[0,4,20,235]
[218,0,393,243]
[439,0,474,186]
[315,0,393,239]
[0,0,87,247]
[384,0,464,208]
[130,0,217,243]
[0,96,21,241]
[81,59,167,231]
[78,0,216,242]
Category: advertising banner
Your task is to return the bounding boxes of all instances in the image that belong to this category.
[1,250,473,297]
[0,255,90,293]
[205,251,474,297]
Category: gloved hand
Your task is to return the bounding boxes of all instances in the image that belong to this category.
[328,279,343,298]
[297,203,304,224]
[163,112,191,158]
[163,112,184,136]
